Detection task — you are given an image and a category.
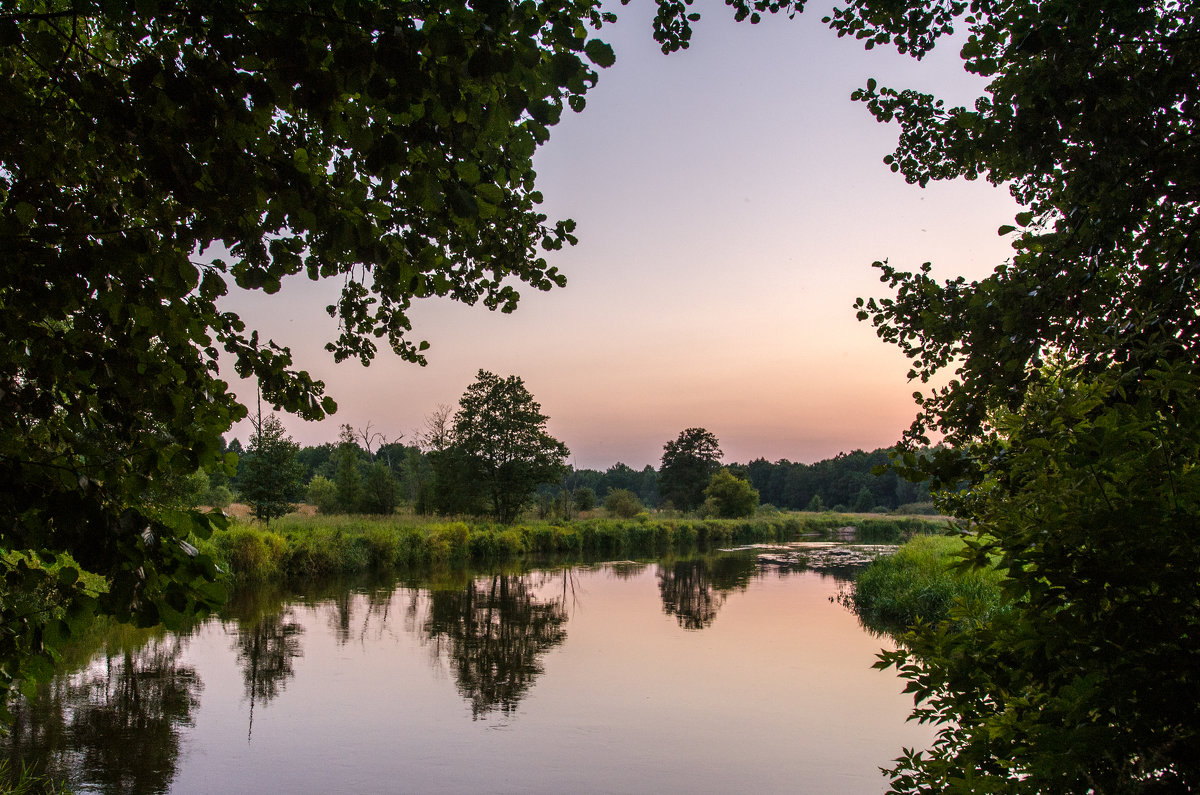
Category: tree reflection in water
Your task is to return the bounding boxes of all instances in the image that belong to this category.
[233,609,303,742]
[420,573,569,719]
[2,629,200,794]
[657,554,759,630]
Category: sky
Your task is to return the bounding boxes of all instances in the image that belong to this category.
[222,1,1021,470]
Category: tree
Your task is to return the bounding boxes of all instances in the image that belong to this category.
[658,428,723,512]
[851,485,874,514]
[451,370,570,524]
[703,469,758,519]
[604,488,643,519]
[360,461,398,515]
[878,366,1200,791]
[306,475,339,516]
[573,487,597,513]
[655,0,1200,789]
[425,444,485,517]
[1,0,614,704]
[333,425,364,513]
[238,414,303,524]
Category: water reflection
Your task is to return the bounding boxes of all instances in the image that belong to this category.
[3,547,923,793]
[656,553,758,630]
[421,573,568,719]
[4,629,199,794]
[234,611,303,741]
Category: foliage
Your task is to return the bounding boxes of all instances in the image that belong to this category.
[450,370,570,524]
[295,442,337,484]
[200,511,937,579]
[603,488,643,519]
[143,468,212,512]
[642,0,1200,789]
[306,475,339,516]
[872,367,1200,790]
[333,425,364,513]
[851,534,1006,631]
[1,0,615,705]
[573,487,597,512]
[204,483,234,512]
[238,414,303,523]
[703,469,758,518]
[425,445,486,517]
[360,462,398,515]
[744,449,931,512]
[658,428,723,512]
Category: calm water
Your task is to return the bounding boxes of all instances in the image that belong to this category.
[6,544,932,793]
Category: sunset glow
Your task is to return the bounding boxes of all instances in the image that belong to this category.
[223,4,1021,469]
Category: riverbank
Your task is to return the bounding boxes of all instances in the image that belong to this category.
[201,512,952,584]
[849,533,1007,631]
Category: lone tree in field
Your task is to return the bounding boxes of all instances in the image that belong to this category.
[658,428,723,512]
[452,371,570,524]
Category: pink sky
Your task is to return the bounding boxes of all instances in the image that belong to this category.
[223,3,1020,470]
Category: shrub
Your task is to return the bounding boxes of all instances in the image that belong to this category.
[604,488,643,518]
[307,475,340,515]
[703,469,758,518]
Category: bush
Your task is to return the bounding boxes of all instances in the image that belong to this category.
[212,527,288,583]
[205,484,234,511]
[306,475,339,515]
[703,469,758,518]
[604,488,643,518]
[573,487,597,512]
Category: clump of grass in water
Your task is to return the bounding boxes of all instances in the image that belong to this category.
[0,760,71,794]
[851,534,1007,631]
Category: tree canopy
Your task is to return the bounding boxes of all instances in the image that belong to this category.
[450,370,570,523]
[238,414,303,523]
[703,469,758,519]
[658,428,723,512]
[0,0,613,704]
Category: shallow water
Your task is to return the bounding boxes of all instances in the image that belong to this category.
[6,545,932,793]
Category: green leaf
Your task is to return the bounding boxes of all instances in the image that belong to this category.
[475,183,504,204]
[584,39,616,68]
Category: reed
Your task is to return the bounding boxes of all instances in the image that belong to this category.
[200,512,949,584]
[851,533,1007,631]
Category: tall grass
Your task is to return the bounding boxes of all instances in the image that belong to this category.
[851,534,1007,631]
[0,759,71,794]
[201,512,949,584]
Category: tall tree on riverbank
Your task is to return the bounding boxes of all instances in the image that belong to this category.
[658,428,723,512]
[451,371,570,524]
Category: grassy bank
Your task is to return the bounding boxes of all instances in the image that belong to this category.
[201,512,951,584]
[851,534,1007,631]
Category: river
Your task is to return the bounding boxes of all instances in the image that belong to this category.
[4,543,932,793]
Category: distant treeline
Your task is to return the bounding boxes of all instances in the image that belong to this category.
[561,449,932,513]
[224,437,932,515]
